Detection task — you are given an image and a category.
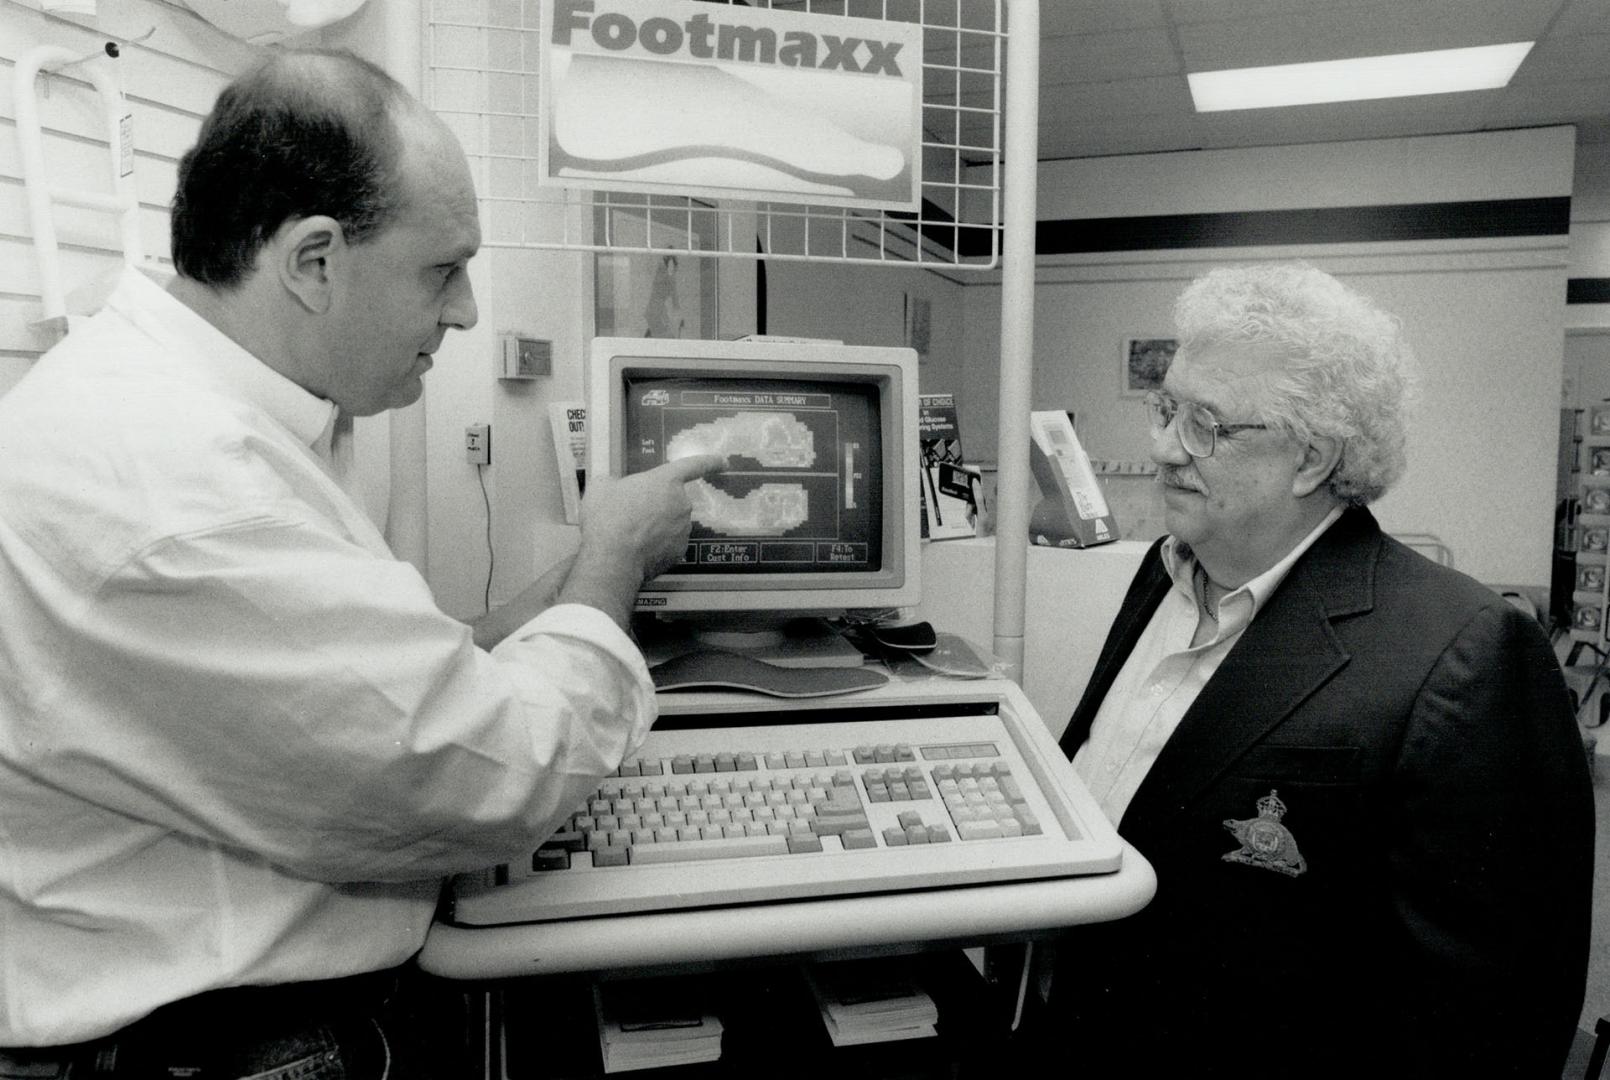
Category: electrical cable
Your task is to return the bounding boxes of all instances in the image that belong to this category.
[476,463,493,614]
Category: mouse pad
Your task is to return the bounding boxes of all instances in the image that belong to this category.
[650,649,889,698]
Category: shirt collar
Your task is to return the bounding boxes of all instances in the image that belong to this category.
[1161,505,1346,616]
[106,265,339,451]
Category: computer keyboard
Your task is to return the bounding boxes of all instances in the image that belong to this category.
[446,686,1123,925]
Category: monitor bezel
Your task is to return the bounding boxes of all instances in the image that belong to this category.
[588,337,921,614]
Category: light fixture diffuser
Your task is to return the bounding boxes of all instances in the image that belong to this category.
[1188,42,1534,113]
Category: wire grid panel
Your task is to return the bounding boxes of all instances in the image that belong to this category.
[425,0,1004,268]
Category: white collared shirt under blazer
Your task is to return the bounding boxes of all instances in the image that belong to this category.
[1073,507,1343,825]
[0,267,658,1045]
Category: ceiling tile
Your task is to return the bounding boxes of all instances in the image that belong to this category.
[1511,34,1610,82]
[1164,0,1366,24]
[1178,0,1557,71]
[1040,75,1195,119]
[1040,0,1168,36]
[1036,26,1181,85]
[1196,93,1494,147]
[1550,0,1610,36]
[1484,77,1610,126]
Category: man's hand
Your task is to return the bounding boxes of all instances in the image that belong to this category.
[559,454,727,629]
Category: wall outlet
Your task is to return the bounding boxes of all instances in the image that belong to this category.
[501,336,551,379]
[465,422,490,465]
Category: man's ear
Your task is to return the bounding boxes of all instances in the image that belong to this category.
[272,215,345,315]
[1292,435,1343,498]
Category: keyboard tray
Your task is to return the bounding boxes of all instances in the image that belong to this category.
[446,683,1122,926]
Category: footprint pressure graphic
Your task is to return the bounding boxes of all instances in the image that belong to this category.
[670,412,815,535]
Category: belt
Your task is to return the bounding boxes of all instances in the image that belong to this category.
[0,967,403,1076]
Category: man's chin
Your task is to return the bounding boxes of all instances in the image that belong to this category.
[363,379,424,416]
[391,379,425,411]
[1160,494,1201,539]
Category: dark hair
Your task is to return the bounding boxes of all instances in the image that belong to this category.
[170,49,409,287]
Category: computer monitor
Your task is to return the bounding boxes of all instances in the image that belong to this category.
[588,337,920,664]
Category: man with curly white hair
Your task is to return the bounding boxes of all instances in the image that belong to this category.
[1035,263,1592,1077]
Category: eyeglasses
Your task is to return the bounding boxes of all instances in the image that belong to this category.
[1144,390,1270,459]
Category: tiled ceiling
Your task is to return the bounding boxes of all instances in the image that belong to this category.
[1009,0,1610,161]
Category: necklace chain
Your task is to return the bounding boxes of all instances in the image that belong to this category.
[1198,571,1220,624]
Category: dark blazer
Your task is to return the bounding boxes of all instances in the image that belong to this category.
[1043,507,1593,1078]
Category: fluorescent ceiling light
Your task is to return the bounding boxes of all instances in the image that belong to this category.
[1188,42,1534,112]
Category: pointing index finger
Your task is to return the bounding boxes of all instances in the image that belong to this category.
[664,453,727,483]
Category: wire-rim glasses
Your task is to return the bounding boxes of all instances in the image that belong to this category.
[1144,390,1270,459]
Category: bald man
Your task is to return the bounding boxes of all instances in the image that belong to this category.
[0,49,721,1076]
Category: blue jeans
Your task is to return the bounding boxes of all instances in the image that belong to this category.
[0,969,462,1079]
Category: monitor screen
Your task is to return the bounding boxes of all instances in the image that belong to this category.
[589,338,920,620]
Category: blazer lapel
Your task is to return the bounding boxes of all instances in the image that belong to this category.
[1119,510,1381,835]
[1058,540,1171,758]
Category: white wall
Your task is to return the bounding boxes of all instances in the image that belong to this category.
[957,128,1574,589]
[1570,141,1610,330]
[0,0,258,388]
[765,259,968,399]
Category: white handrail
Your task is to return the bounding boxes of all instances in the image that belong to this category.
[13,45,144,336]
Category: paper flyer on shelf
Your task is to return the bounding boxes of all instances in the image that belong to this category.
[550,401,588,525]
[1027,410,1118,548]
[918,392,978,541]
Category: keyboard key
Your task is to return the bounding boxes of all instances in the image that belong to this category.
[592,845,629,867]
[883,827,908,846]
[842,828,878,850]
[787,835,824,854]
[629,834,793,864]
[811,815,871,836]
[544,830,586,853]
[533,849,570,871]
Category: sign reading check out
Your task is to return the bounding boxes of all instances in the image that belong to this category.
[538,0,924,211]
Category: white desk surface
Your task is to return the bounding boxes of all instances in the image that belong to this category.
[420,842,1154,980]
[419,677,1154,982]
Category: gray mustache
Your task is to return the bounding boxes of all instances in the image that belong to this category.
[1158,469,1203,494]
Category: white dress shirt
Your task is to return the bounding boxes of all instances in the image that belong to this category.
[0,267,657,1044]
[1073,507,1344,825]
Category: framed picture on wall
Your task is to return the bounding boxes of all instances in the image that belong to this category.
[593,199,718,339]
[1121,337,1178,397]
